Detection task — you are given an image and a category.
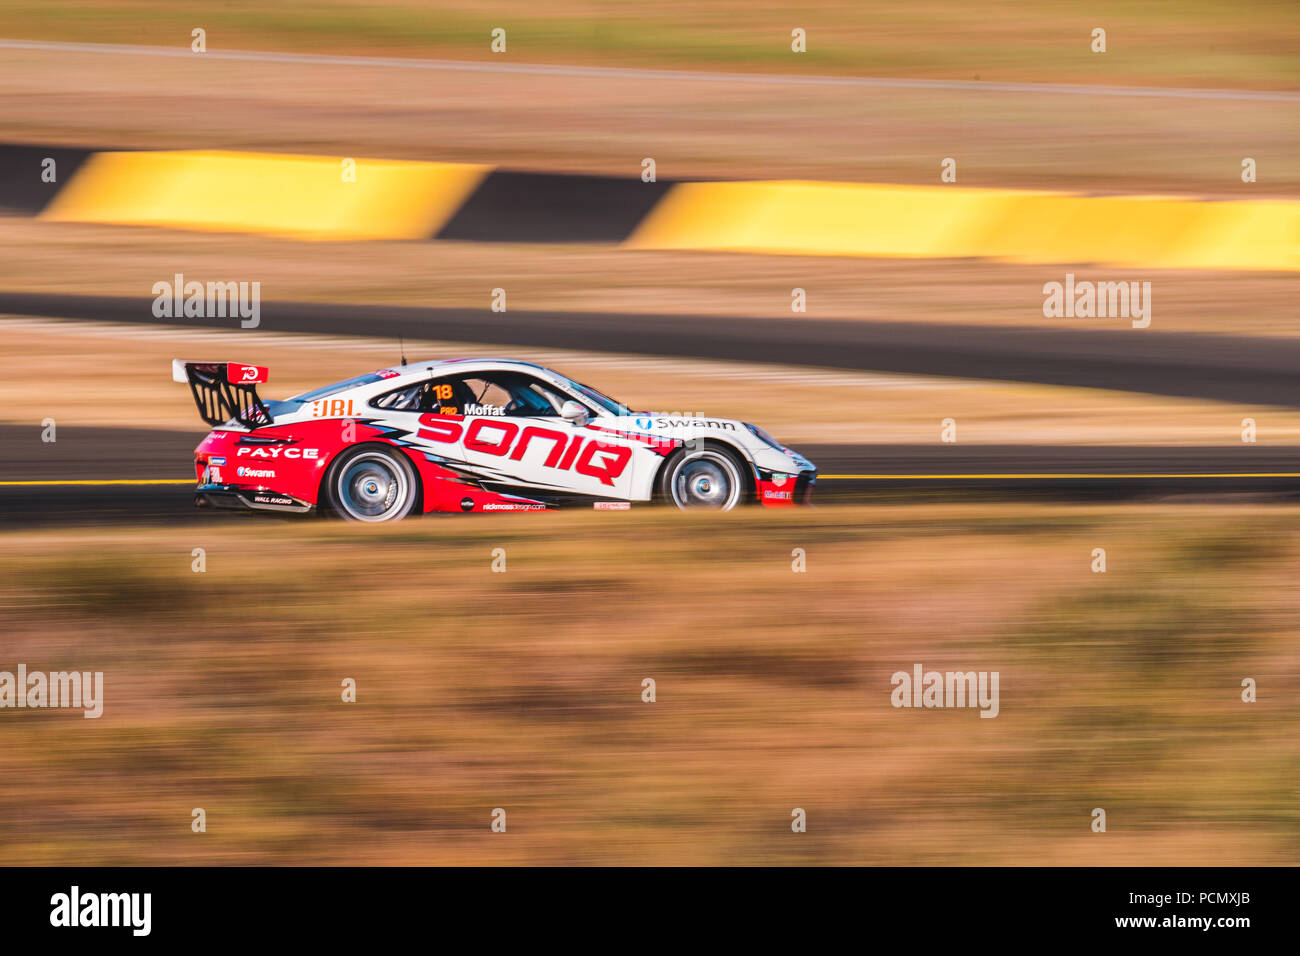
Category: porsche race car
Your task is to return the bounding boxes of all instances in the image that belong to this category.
[174,357,816,520]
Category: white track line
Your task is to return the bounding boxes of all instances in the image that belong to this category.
[0,38,1295,102]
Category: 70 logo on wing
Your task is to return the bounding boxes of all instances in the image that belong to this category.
[417,415,631,485]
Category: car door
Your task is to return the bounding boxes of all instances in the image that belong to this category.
[459,372,639,499]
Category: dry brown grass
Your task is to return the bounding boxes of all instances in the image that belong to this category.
[0,41,1295,192]
[0,503,1297,864]
[2,1,1296,88]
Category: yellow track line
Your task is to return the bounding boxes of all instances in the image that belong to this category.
[819,473,1300,480]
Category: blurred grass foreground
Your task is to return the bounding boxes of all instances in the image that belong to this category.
[1,503,1296,864]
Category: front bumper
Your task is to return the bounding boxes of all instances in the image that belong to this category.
[194,483,313,514]
[757,468,816,507]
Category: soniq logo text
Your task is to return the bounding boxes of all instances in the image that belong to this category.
[418,415,630,485]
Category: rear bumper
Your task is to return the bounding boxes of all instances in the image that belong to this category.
[194,483,313,514]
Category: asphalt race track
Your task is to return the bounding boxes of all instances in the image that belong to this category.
[4,425,1299,526]
[5,292,1300,407]
[8,293,1300,526]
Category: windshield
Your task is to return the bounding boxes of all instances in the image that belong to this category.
[563,378,627,417]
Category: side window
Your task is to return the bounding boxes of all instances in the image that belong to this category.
[370,376,477,414]
[425,377,476,415]
[520,379,569,416]
[459,378,513,416]
[370,382,426,412]
[460,372,569,417]
[491,372,569,417]
[370,372,579,417]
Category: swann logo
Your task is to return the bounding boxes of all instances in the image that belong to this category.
[1043,273,1151,328]
[0,665,103,718]
[629,413,735,431]
[151,273,260,329]
[50,886,151,936]
[891,664,999,718]
[652,417,736,430]
[237,466,275,478]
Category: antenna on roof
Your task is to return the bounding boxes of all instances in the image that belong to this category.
[399,336,407,366]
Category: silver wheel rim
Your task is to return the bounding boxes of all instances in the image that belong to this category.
[337,453,410,521]
[670,451,741,510]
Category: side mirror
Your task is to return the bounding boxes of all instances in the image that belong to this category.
[560,400,589,426]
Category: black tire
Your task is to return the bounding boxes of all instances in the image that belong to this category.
[656,441,751,511]
[322,444,420,522]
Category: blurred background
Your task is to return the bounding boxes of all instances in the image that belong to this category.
[0,1,1297,864]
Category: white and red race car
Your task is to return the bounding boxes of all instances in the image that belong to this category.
[174,358,816,520]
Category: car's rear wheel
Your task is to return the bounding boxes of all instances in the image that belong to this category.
[324,445,419,522]
[658,443,748,511]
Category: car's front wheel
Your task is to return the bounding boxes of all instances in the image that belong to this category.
[324,445,420,522]
[658,443,748,511]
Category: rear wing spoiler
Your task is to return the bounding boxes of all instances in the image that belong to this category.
[172,360,273,429]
